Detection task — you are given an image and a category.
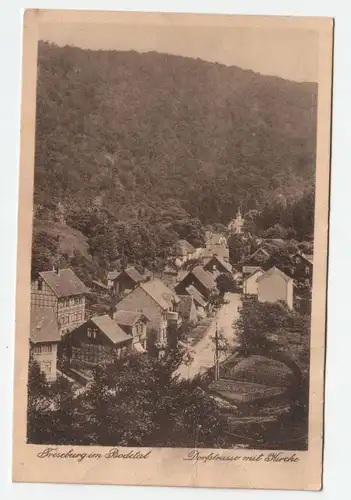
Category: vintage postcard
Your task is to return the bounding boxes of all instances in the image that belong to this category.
[13,9,333,491]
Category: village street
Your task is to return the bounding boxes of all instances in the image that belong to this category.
[177,293,242,380]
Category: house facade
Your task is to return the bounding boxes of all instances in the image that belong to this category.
[203,232,230,263]
[107,267,147,296]
[30,308,61,381]
[257,267,294,309]
[170,239,196,267]
[291,252,313,286]
[114,279,180,342]
[31,268,89,336]
[65,315,133,372]
[113,310,150,351]
[243,268,264,295]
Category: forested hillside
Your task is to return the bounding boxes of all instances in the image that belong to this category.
[32,41,317,280]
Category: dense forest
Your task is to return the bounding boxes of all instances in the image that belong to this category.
[32,41,317,281]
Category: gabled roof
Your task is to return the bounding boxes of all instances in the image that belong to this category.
[191,266,217,291]
[303,254,313,265]
[185,286,207,308]
[91,315,131,345]
[244,267,264,282]
[206,255,233,274]
[113,310,150,327]
[92,279,109,290]
[172,239,196,256]
[247,247,270,260]
[178,295,195,319]
[256,266,293,284]
[242,265,261,275]
[107,270,119,281]
[30,308,61,344]
[107,266,145,284]
[39,269,89,298]
[141,279,180,310]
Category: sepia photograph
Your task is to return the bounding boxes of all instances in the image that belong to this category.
[13,10,333,490]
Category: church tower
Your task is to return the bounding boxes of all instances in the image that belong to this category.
[228,207,244,235]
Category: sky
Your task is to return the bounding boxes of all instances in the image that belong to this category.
[38,20,319,83]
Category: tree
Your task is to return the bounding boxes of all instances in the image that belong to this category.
[31,231,60,279]
[216,272,236,295]
[26,356,51,443]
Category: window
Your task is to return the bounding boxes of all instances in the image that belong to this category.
[70,297,75,306]
[33,345,53,354]
[66,315,69,324]
[305,266,310,275]
[37,280,43,291]
[40,361,52,374]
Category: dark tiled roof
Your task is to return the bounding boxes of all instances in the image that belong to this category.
[30,308,61,344]
[107,266,145,284]
[186,285,207,308]
[92,279,109,290]
[242,265,261,275]
[91,315,131,345]
[206,255,233,274]
[114,310,150,327]
[192,266,217,291]
[39,269,89,298]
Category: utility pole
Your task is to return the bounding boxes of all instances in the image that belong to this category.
[214,321,220,381]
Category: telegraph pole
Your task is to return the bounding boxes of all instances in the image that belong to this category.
[214,321,220,381]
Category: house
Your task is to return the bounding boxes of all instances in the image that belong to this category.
[242,265,262,279]
[175,266,218,300]
[177,295,198,324]
[291,252,313,286]
[91,279,110,297]
[114,279,180,342]
[161,264,178,287]
[107,266,148,297]
[185,285,208,319]
[65,315,133,373]
[243,268,264,295]
[242,247,270,268]
[170,239,196,267]
[257,267,294,309]
[30,308,61,381]
[31,268,89,336]
[228,208,245,235]
[205,232,228,249]
[113,310,150,351]
[204,254,233,277]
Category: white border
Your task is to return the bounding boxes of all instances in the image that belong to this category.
[0,1,348,499]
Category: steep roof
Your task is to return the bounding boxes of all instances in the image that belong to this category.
[39,269,89,298]
[242,265,262,275]
[256,266,293,284]
[107,270,119,281]
[91,315,131,345]
[244,267,264,281]
[186,285,207,308]
[178,295,195,319]
[107,266,145,284]
[303,254,313,265]
[206,255,233,274]
[114,310,150,327]
[92,279,109,290]
[30,308,61,344]
[172,239,195,256]
[191,266,217,291]
[141,279,180,310]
